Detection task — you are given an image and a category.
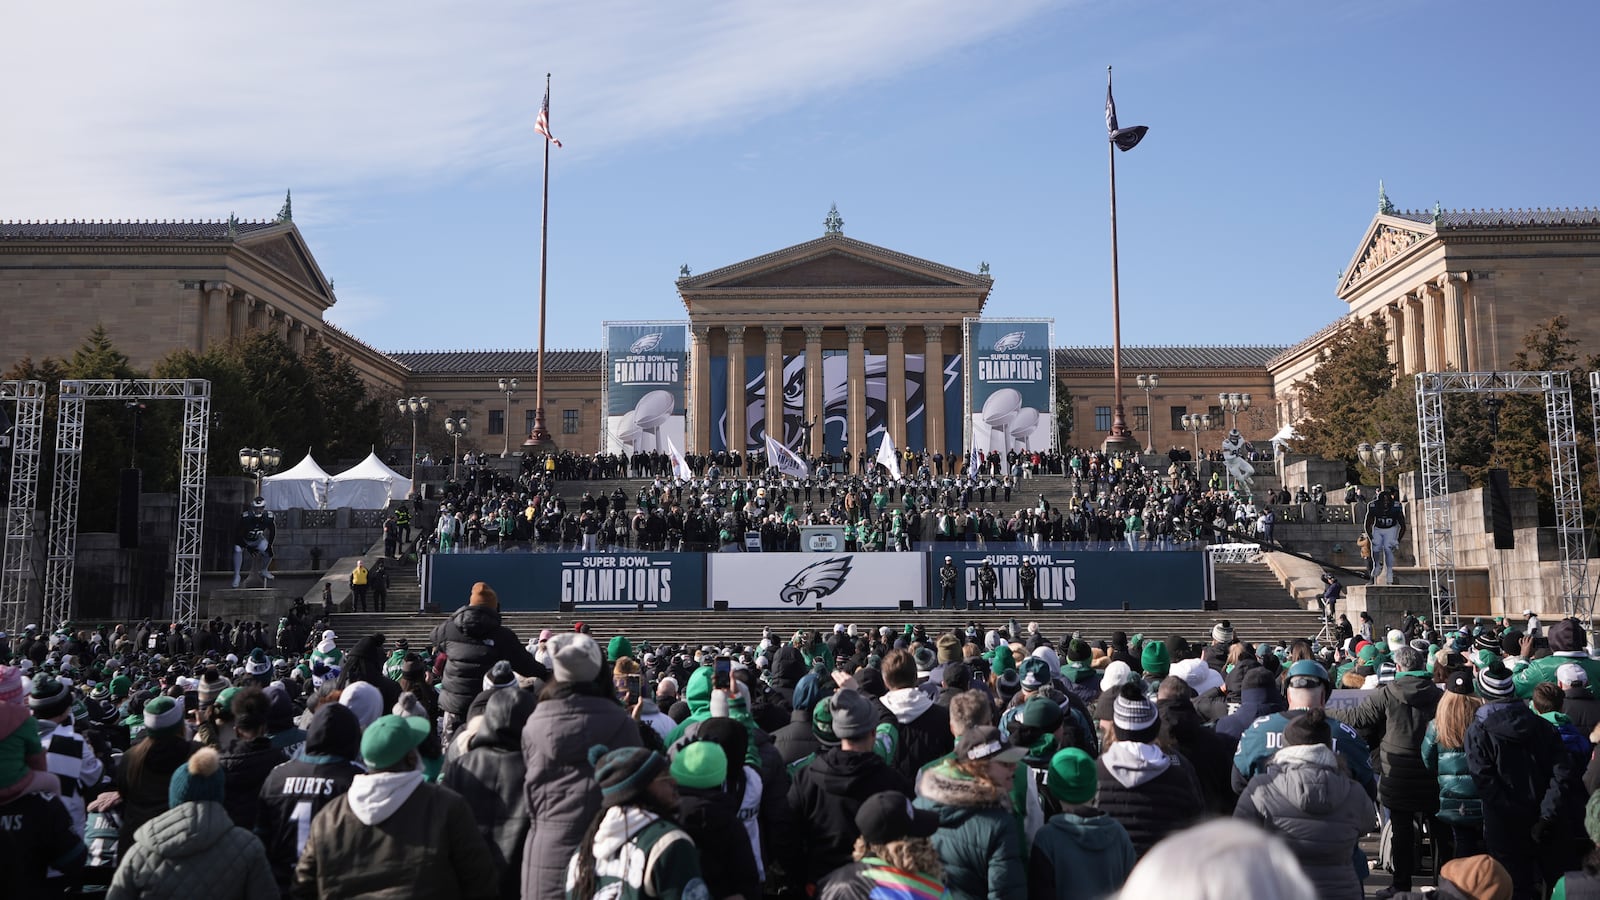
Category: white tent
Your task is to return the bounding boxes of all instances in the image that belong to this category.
[327,451,412,510]
[260,452,333,511]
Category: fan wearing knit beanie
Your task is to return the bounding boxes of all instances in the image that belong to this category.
[1463,657,1585,890]
[1032,746,1136,900]
[671,740,760,899]
[1093,683,1204,856]
[567,743,708,900]
[109,746,276,897]
[1512,616,1600,701]
[429,579,547,745]
[30,674,105,832]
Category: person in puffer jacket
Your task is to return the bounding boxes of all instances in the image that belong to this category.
[108,746,275,899]
[914,725,1027,900]
[1233,708,1375,900]
[442,686,537,900]
[430,582,546,737]
[1421,670,1486,864]
[1094,684,1203,857]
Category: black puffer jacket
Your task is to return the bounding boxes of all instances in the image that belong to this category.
[441,687,536,900]
[217,735,287,831]
[1094,741,1203,856]
[1158,695,1239,816]
[1465,699,1583,824]
[677,785,761,900]
[430,605,546,716]
[1334,674,1441,812]
[773,707,820,765]
[784,748,912,888]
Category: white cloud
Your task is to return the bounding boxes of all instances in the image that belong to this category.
[0,1,1057,222]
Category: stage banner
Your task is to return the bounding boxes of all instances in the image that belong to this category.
[709,553,926,609]
[926,549,1206,610]
[429,552,705,612]
[734,354,807,452]
[602,322,688,455]
[963,319,1054,456]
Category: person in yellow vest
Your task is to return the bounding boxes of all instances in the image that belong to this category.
[350,559,370,612]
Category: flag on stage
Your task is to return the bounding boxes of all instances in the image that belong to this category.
[536,85,563,148]
[665,435,693,482]
[1105,72,1147,152]
[766,435,810,479]
[876,432,902,481]
[970,444,985,476]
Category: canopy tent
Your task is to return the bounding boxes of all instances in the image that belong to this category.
[327,451,411,509]
[260,452,332,511]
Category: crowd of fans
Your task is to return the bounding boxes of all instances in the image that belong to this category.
[391,446,1278,557]
[3,590,1599,898]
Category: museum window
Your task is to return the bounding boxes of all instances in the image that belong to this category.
[562,409,579,434]
[1133,405,1148,432]
[487,410,505,435]
[525,410,538,436]
[1094,406,1111,432]
[1170,406,1187,431]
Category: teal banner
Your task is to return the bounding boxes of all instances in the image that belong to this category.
[603,322,688,455]
[428,552,706,612]
[966,319,1053,455]
[926,549,1206,609]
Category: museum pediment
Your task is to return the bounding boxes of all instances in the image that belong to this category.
[679,233,990,293]
[237,226,333,302]
[1339,215,1435,295]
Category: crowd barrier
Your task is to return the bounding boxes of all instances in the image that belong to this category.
[427,547,1210,612]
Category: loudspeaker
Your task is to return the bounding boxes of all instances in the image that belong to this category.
[899,600,914,611]
[559,600,575,613]
[713,600,728,611]
[118,468,141,549]
[1028,599,1043,612]
[1488,468,1516,550]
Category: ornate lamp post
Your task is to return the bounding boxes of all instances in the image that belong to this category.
[498,377,518,457]
[444,416,470,481]
[1180,413,1213,463]
[238,446,282,500]
[1135,374,1160,452]
[1357,441,1405,492]
[396,396,431,492]
[1218,392,1252,430]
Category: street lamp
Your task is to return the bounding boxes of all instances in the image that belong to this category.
[396,396,431,492]
[1357,441,1405,492]
[444,416,470,481]
[1218,392,1252,430]
[1180,412,1213,462]
[1135,374,1160,452]
[497,377,518,457]
[238,446,282,499]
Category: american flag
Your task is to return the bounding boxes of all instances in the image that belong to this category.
[535,87,562,148]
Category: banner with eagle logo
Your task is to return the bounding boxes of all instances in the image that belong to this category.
[708,553,925,609]
[602,321,688,455]
[964,318,1055,458]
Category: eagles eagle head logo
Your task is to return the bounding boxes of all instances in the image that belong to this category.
[780,556,854,606]
[629,333,664,354]
[992,331,1027,352]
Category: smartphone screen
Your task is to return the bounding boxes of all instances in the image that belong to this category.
[626,674,642,699]
[713,656,732,691]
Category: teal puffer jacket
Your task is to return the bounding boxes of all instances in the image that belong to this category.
[1420,720,1481,825]
[108,800,276,900]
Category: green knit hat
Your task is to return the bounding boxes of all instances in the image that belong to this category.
[1046,747,1097,805]
[670,741,727,790]
[607,635,633,662]
[811,698,839,745]
[109,674,132,699]
[990,646,1016,676]
[1586,792,1600,845]
[1141,641,1171,677]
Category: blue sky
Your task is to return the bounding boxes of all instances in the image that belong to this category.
[3,1,1596,355]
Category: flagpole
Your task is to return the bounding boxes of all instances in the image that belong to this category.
[1104,65,1138,454]
[526,72,555,451]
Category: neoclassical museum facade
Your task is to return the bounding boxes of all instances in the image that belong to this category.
[2,196,1597,460]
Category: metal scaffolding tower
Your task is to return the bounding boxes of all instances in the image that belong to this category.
[1415,371,1588,630]
[43,379,210,627]
[1,380,46,635]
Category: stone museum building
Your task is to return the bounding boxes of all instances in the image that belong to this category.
[2,194,1598,460]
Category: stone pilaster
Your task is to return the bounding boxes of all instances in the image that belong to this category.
[765,325,785,446]
[847,325,867,464]
[923,324,945,457]
[1440,272,1470,372]
[885,324,907,450]
[803,326,824,457]
[1386,303,1406,375]
[691,325,712,453]
[725,325,746,452]
[1401,294,1423,376]
[1421,283,1443,373]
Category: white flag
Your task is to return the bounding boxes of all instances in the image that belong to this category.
[970,444,985,475]
[876,432,902,481]
[664,435,693,482]
[765,434,810,479]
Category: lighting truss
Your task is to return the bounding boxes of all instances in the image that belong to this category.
[43,379,210,627]
[1414,371,1587,630]
[0,380,46,634]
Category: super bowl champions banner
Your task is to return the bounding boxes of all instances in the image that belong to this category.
[602,322,688,455]
[964,318,1054,455]
[429,552,705,612]
[709,553,926,609]
[928,549,1207,610]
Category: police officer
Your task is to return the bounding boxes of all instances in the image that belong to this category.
[1018,558,1037,607]
[1363,488,1407,585]
[977,560,998,609]
[939,556,959,610]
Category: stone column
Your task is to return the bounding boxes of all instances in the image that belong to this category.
[725,325,747,453]
[231,292,250,337]
[1401,294,1422,375]
[1421,284,1443,373]
[764,325,785,446]
[245,295,264,332]
[846,325,867,465]
[691,325,712,453]
[1440,272,1470,372]
[803,326,824,457]
[1385,303,1407,375]
[277,310,293,344]
[885,324,907,450]
[203,282,232,350]
[923,324,946,457]
[288,319,306,353]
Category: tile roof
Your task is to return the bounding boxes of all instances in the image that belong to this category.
[1266,317,1348,369]
[0,220,281,240]
[1054,346,1287,370]
[386,349,604,375]
[1389,208,1600,229]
